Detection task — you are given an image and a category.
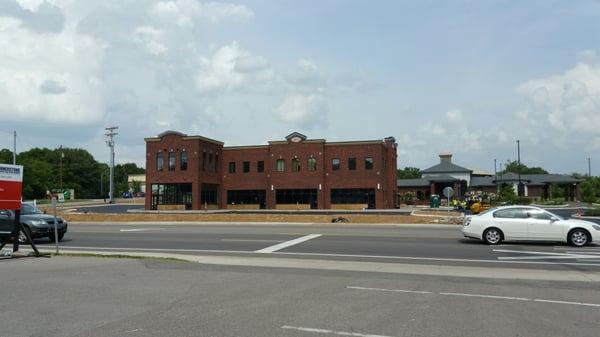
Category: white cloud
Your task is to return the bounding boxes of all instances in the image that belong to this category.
[15,0,44,12]
[0,16,106,124]
[134,25,168,56]
[195,41,272,92]
[446,108,463,121]
[515,60,600,142]
[275,94,327,128]
[149,0,254,27]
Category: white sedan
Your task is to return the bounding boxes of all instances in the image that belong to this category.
[461,206,600,247]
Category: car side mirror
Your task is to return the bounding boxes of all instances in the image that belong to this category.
[550,217,559,222]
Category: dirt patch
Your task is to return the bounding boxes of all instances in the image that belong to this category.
[62,212,446,224]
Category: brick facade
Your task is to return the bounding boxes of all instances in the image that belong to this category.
[145,131,397,210]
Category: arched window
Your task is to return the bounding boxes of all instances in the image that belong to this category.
[292,158,301,172]
[156,152,163,171]
[307,157,317,171]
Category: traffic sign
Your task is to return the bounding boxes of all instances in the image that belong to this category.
[0,164,23,210]
[443,186,454,198]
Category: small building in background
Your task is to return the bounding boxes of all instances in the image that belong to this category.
[127,174,146,194]
[398,153,580,201]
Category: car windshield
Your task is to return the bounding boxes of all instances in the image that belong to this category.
[21,203,43,215]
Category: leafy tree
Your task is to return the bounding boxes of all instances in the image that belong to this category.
[397,167,421,179]
[497,183,517,203]
[0,147,145,200]
[580,178,600,203]
[549,183,565,199]
[502,160,548,175]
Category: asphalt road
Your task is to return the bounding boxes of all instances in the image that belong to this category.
[33,222,600,271]
[2,256,599,337]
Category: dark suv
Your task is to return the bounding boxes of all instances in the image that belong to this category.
[0,203,68,243]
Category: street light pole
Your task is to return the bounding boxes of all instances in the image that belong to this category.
[517,140,522,197]
[589,157,592,178]
[12,130,16,165]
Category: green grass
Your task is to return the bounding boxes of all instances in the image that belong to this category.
[585,208,600,217]
[51,252,189,263]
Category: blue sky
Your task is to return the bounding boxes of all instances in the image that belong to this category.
[1,0,599,175]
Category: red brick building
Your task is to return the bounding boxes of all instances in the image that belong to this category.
[144,131,398,210]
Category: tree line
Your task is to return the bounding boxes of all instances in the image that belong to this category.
[0,148,144,200]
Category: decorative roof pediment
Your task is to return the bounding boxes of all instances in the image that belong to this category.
[157,130,187,138]
[285,132,307,143]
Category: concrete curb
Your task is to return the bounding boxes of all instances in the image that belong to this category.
[27,248,600,283]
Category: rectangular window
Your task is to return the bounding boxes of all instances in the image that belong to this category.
[257,161,264,173]
[307,157,317,171]
[348,158,356,170]
[156,152,163,171]
[228,162,236,173]
[168,152,176,171]
[292,158,301,172]
[332,158,340,171]
[208,153,213,172]
[276,159,285,172]
[202,151,206,171]
[180,151,188,171]
[365,157,373,170]
[215,154,219,172]
[243,161,250,173]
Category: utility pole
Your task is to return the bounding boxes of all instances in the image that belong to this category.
[13,130,16,164]
[494,159,498,193]
[517,140,522,197]
[589,157,592,178]
[59,145,64,191]
[105,126,119,204]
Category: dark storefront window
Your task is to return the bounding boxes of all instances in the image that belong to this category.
[307,157,317,171]
[292,158,301,172]
[156,152,163,171]
[348,158,356,170]
[276,159,285,172]
[201,183,219,205]
[228,162,236,173]
[276,189,318,208]
[331,188,376,208]
[332,158,340,171]
[365,157,373,170]
[257,161,264,173]
[180,151,188,170]
[151,183,192,210]
[243,161,250,173]
[227,189,266,208]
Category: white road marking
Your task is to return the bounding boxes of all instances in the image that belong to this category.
[346,286,432,294]
[42,246,600,267]
[494,248,600,260]
[119,228,165,232]
[255,234,322,253]
[533,299,600,308]
[221,239,284,243]
[347,286,600,308]
[281,325,393,337]
[439,292,529,301]
[493,249,576,256]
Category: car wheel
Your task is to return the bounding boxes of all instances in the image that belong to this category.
[483,228,503,245]
[568,229,589,247]
[49,233,65,242]
[18,227,32,244]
